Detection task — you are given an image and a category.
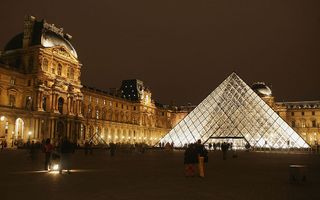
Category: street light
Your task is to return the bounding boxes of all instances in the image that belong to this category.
[28,131,32,140]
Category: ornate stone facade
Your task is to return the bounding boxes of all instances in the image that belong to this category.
[0,16,188,147]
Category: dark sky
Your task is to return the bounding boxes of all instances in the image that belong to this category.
[1,0,320,105]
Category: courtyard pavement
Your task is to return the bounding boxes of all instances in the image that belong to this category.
[0,149,320,200]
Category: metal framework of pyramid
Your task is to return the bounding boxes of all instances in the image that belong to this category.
[160,73,309,148]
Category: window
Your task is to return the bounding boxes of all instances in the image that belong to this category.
[301,121,306,128]
[52,67,55,74]
[42,96,47,111]
[70,68,74,79]
[291,121,295,127]
[103,100,106,105]
[42,59,48,71]
[96,109,99,119]
[9,95,15,107]
[291,112,294,116]
[133,106,136,111]
[25,96,32,110]
[58,97,64,114]
[57,64,62,76]
[27,80,31,86]
[312,111,315,115]
[89,96,92,102]
[312,120,317,128]
[96,98,99,104]
[10,77,15,85]
[301,112,304,116]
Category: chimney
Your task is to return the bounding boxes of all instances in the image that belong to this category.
[23,15,36,48]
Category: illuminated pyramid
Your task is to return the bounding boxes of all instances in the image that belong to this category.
[160,73,309,148]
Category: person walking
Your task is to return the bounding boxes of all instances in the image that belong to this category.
[44,139,53,170]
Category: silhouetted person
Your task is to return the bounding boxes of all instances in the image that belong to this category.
[110,142,116,157]
[221,142,229,160]
[84,141,89,155]
[195,140,206,177]
[60,138,73,174]
[44,139,53,170]
[184,144,197,177]
[29,141,36,160]
[89,142,93,155]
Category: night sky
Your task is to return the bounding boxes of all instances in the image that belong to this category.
[1,0,319,105]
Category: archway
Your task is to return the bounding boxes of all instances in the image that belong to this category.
[15,118,24,140]
[0,116,8,141]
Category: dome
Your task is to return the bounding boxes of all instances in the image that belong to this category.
[252,82,272,96]
[4,33,23,51]
[41,30,78,58]
[3,21,77,59]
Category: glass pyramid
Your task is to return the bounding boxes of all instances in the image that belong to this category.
[160,73,309,149]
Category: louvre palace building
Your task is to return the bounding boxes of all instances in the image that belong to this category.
[0,16,319,148]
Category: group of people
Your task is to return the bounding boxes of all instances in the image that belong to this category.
[43,137,74,174]
[184,140,208,178]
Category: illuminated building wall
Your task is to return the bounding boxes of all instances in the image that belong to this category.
[0,16,188,147]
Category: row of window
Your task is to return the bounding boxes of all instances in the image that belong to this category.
[42,59,75,79]
[87,96,137,111]
[292,120,318,128]
[291,111,316,116]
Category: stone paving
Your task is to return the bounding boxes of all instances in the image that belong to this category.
[0,149,320,200]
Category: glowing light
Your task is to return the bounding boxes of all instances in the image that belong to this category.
[28,131,32,136]
[52,164,59,171]
[0,116,4,121]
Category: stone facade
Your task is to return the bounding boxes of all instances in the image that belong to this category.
[0,16,188,147]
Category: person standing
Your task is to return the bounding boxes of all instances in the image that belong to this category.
[221,142,228,160]
[184,144,197,177]
[195,140,206,178]
[60,138,73,174]
[44,139,53,170]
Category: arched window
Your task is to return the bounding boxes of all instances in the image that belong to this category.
[58,97,64,114]
[25,96,32,110]
[42,96,47,111]
[57,64,62,76]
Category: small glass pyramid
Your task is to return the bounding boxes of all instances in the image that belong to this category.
[160,73,309,148]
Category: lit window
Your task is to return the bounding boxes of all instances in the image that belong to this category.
[96,109,99,119]
[103,100,106,105]
[57,64,62,76]
[89,96,92,102]
[96,98,99,104]
[10,78,15,85]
